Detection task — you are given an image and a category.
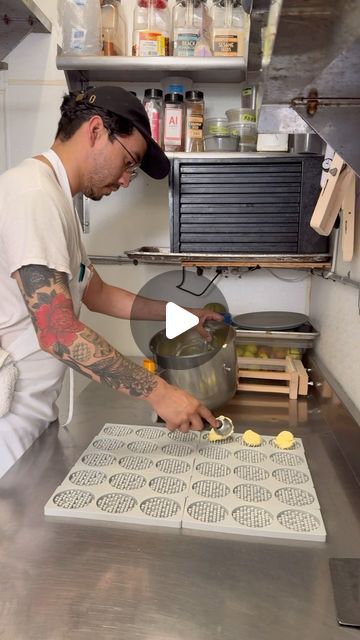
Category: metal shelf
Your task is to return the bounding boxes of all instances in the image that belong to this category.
[0,0,52,63]
[89,248,332,270]
[56,55,247,91]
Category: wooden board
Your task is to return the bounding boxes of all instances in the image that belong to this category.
[310,153,347,236]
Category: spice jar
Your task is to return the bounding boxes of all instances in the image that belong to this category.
[211,0,250,61]
[132,0,170,56]
[163,93,185,152]
[143,88,164,147]
[185,90,204,152]
[172,0,212,57]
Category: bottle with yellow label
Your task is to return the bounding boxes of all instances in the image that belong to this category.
[132,0,170,57]
[211,0,250,63]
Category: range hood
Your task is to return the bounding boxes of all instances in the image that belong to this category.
[0,0,51,66]
[259,0,360,177]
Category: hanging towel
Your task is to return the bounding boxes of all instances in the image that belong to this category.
[0,347,19,417]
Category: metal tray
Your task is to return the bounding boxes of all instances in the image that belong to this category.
[233,311,310,331]
[125,247,331,266]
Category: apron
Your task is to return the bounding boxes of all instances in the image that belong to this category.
[0,150,91,480]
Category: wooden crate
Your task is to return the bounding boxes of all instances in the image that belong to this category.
[237,356,308,400]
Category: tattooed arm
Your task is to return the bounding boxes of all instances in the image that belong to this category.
[83,267,167,320]
[82,266,222,339]
[13,265,217,431]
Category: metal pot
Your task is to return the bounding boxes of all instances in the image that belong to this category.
[289,133,324,154]
[149,322,237,411]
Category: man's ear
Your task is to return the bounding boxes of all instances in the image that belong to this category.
[88,115,105,147]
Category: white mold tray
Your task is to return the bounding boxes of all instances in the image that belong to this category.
[44,424,326,542]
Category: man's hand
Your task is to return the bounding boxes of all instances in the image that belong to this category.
[188,308,223,341]
[148,377,218,432]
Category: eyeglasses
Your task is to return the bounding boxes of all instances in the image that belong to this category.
[113,135,140,181]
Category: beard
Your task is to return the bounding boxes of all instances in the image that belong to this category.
[83,177,119,201]
[86,192,103,201]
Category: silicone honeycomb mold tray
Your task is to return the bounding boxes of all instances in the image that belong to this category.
[44,424,326,541]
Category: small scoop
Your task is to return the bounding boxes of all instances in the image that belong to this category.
[208,415,234,441]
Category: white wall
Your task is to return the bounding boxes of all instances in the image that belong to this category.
[2,0,358,419]
[310,179,360,416]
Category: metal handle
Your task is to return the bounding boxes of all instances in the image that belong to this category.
[223,364,232,372]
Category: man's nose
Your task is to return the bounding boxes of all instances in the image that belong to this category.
[118,171,131,188]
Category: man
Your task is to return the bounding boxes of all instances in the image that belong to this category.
[0,86,220,479]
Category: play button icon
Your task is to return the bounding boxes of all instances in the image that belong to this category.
[129,269,229,365]
[165,302,199,339]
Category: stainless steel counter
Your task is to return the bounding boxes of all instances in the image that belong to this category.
[1,366,360,640]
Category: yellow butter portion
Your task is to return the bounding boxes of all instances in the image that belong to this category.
[208,428,228,442]
[243,429,262,446]
[275,430,294,449]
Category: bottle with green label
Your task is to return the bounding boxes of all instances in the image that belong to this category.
[211,0,250,62]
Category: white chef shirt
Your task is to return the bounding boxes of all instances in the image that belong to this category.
[0,156,90,478]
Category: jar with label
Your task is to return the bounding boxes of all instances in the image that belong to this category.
[185,90,204,152]
[164,93,185,152]
[101,0,126,56]
[132,0,170,57]
[172,0,213,57]
[211,0,250,62]
[143,89,164,147]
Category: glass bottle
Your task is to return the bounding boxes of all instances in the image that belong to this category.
[163,93,185,152]
[143,88,164,147]
[211,0,250,62]
[185,90,204,152]
[132,0,170,57]
[101,0,127,56]
[172,0,213,57]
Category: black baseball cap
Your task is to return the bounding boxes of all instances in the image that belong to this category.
[75,85,170,180]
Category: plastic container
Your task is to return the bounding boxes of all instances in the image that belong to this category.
[143,88,164,146]
[101,0,126,56]
[204,117,229,136]
[172,0,213,57]
[59,0,102,56]
[163,92,185,151]
[238,82,258,110]
[225,108,256,124]
[227,122,257,151]
[211,0,250,61]
[185,90,204,152]
[132,0,170,57]
[204,135,239,151]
